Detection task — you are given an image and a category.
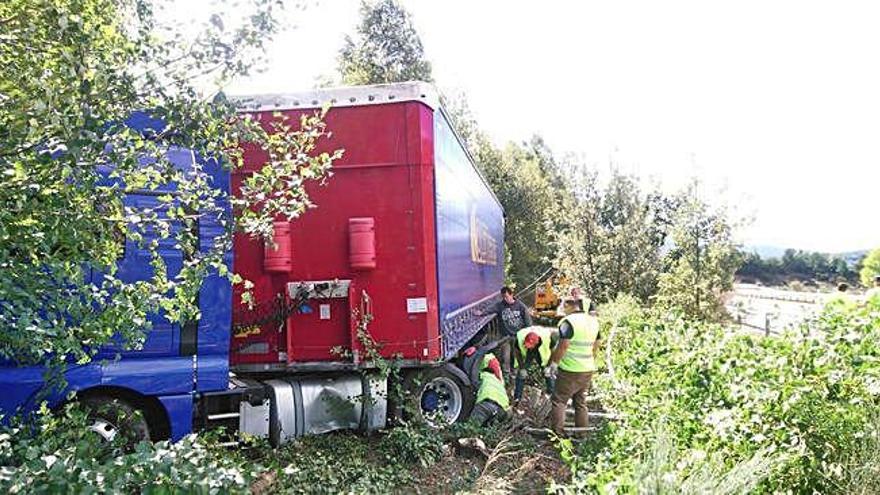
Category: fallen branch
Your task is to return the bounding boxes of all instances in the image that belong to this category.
[249,469,277,495]
[463,435,546,494]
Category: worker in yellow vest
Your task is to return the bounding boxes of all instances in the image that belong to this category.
[469,353,511,426]
[545,297,601,436]
[513,326,559,400]
[829,282,856,308]
[866,276,880,301]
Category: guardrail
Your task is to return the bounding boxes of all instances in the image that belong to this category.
[734,292,825,305]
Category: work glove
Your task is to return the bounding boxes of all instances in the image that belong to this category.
[543,362,558,380]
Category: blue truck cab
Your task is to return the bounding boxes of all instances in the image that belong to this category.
[0,114,236,441]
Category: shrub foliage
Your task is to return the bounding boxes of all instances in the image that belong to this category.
[563,296,880,493]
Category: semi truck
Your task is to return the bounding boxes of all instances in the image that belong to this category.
[0,82,505,445]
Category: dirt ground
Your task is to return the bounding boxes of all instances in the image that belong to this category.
[247,386,607,494]
[402,386,608,494]
[404,436,569,494]
[399,442,568,494]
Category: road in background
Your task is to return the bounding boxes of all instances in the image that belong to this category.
[726,284,828,335]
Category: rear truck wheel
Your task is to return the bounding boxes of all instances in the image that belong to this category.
[81,396,151,448]
[403,366,474,427]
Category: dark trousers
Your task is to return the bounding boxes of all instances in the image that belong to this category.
[514,351,555,400]
[470,400,506,426]
[550,370,592,435]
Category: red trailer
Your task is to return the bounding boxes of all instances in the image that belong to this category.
[228,82,505,431]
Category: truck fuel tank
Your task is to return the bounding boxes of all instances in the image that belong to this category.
[242,373,387,445]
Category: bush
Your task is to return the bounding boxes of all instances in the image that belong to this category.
[598,294,645,337]
[379,422,445,467]
[0,403,258,494]
[271,432,416,494]
[0,404,450,494]
[563,297,880,493]
[842,413,880,494]
[555,422,781,495]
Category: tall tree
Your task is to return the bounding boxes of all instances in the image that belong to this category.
[338,0,433,85]
[441,90,483,154]
[599,171,666,301]
[655,181,740,321]
[0,0,340,366]
[554,164,604,299]
[555,168,667,304]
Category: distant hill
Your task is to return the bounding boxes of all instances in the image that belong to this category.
[838,250,869,266]
[744,245,868,263]
[744,245,788,259]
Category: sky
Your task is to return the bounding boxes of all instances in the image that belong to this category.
[216,0,880,253]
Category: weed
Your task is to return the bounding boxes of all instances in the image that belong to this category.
[379,421,445,467]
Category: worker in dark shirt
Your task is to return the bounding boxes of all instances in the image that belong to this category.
[488,286,532,377]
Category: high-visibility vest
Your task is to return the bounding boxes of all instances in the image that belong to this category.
[558,312,599,373]
[475,353,510,410]
[517,326,553,366]
[828,293,855,308]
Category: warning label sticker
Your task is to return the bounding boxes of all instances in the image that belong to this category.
[406,297,428,314]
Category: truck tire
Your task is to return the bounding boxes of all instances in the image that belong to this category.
[81,396,151,448]
[402,366,474,427]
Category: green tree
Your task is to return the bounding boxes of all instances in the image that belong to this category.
[597,170,666,301]
[556,168,669,304]
[338,0,433,85]
[782,249,809,275]
[555,163,604,299]
[655,181,740,321]
[0,0,341,366]
[831,257,847,280]
[441,89,483,154]
[861,248,880,287]
[737,249,858,285]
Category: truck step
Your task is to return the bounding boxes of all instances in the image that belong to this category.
[207,412,241,421]
[565,409,621,420]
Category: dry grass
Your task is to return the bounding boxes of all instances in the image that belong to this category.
[843,415,880,495]
[460,435,554,495]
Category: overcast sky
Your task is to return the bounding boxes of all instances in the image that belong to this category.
[221,0,880,253]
